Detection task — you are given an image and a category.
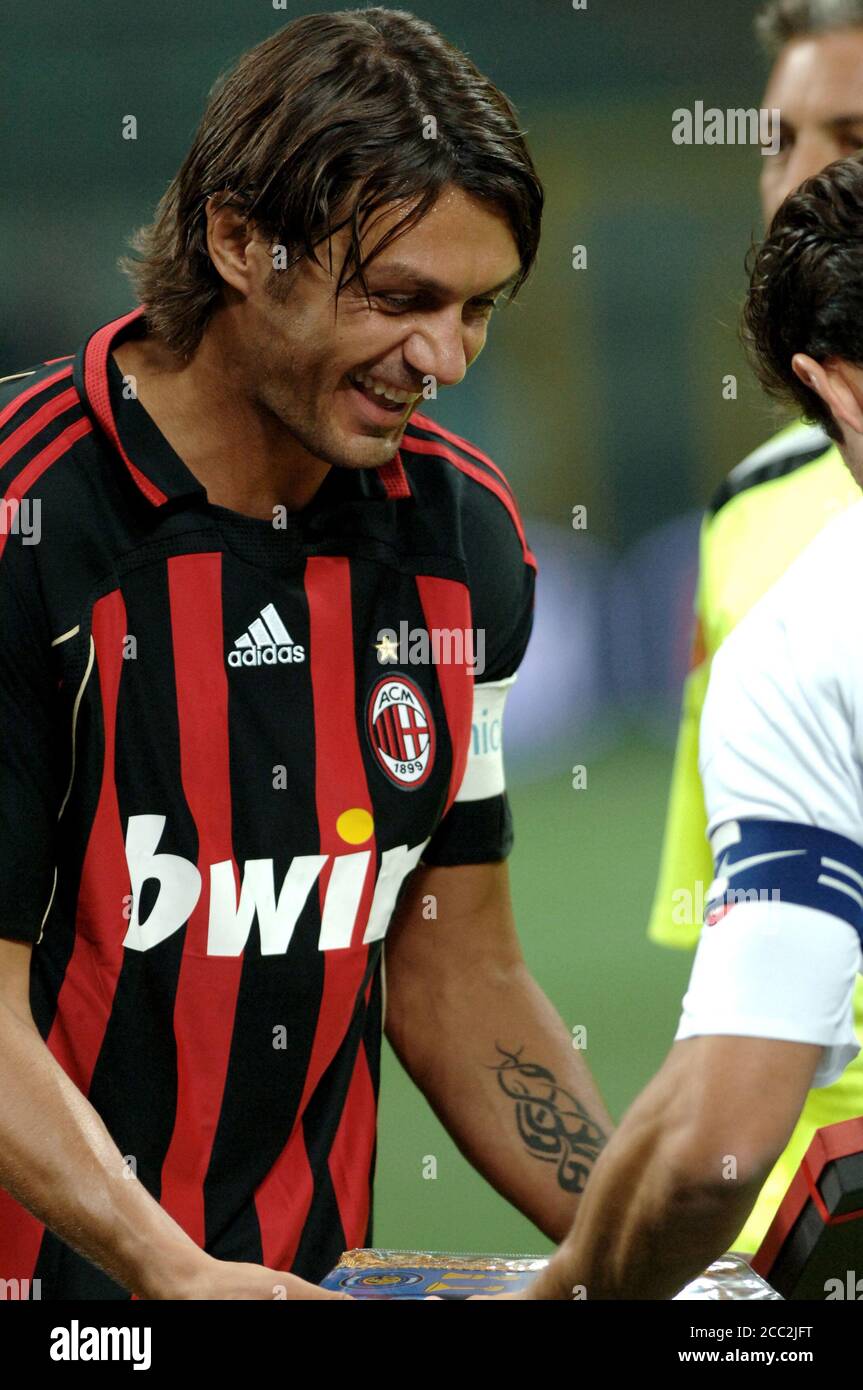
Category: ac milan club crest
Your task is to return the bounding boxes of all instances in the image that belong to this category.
[366,675,435,789]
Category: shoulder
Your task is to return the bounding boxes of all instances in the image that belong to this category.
[707,420,835,520]
[703,502,863,818]
[698,423,858,645]
[713,500,863,676]
[747,498,863,632]
[400,411,536,573]
[0,354,79,419]
[0,355,93,509]
[699,509,863,848]
[399,413,536,681]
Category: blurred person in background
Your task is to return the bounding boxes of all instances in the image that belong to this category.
[512,152,863,1299]
[647,0,863,1254]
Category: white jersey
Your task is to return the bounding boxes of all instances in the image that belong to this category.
[675,497,863,1086]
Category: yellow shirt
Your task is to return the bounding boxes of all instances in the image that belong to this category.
[648,419,863,1252]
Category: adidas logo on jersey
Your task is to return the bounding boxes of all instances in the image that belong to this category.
[228,603,305,667]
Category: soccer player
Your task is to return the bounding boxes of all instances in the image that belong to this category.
[0,9,612,1300]
[648,0,863,1251]
[513,151,863,1301]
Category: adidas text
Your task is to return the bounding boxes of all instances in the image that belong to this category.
[228,644,305,667]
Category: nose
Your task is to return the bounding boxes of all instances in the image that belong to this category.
[404,309,471,390]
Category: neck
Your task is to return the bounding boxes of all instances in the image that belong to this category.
[113,318,330,518]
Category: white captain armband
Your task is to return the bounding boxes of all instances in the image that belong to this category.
[675,818,863,1087]
[705,818,863,946]
[454,674,516,803]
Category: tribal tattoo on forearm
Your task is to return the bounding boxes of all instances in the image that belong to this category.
[489,1044,607,1193]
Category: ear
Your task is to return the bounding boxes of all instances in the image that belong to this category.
[204,197,264,295]
[792,352,863,435]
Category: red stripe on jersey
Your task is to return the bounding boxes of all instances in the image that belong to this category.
[404,434,537,570]
[82,307,168,507]
[0,364,73,432]
[409,411,515,495]
[49,590,129,1089]
[0,416,93,562]
[254,556,375,1265]
[416,575,474,818]
[327,1041,377,1248]
[305,555,377,966]
[254,1124,316,1271]
[159,553,241,1247]
[377,452,411,498]
[0,386,80,471]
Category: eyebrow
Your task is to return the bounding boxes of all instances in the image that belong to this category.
[779,113,863,130]
[363,260,521,298]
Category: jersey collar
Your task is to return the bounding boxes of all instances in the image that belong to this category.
[73,305,412,507]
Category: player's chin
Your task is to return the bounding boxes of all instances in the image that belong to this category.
[330,417,408,468]
[330,436,403,472]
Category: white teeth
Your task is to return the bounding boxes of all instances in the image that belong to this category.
[354,372,414,404]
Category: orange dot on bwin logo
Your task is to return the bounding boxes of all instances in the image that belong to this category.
[336,808,374,845]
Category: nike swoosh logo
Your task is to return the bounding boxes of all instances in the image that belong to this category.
[715,848,805,882]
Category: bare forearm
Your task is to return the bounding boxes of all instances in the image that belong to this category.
[530,1098,761,1299]
[0,999,203,1297]
[531,1036,821,1300]
[387,960,613,1241]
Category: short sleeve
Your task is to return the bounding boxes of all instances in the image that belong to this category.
[674,534,863,1086]
[421,488,535,868]
[0,531,64,942]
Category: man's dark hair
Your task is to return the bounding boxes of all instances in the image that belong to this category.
[120,7,543,359]
[742,153,863,442]
[756,0,863,58]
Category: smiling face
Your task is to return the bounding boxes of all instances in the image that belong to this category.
[760,28,863,224]
[211,184,522,473]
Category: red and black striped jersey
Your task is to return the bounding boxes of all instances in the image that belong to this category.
[0,306,536,1299]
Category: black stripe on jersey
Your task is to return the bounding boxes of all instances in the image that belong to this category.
[88,561,196,1198]
[358,965,383,1246]
[34,562,198,1299]
[0,360,71,412]
[0,366,86,494]
[349,555,454,847]
[708,439,833,518]
[202,535,324,1263]
[403,415,517,504]
[291,945,382,1283]
[29,638,100,1039]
